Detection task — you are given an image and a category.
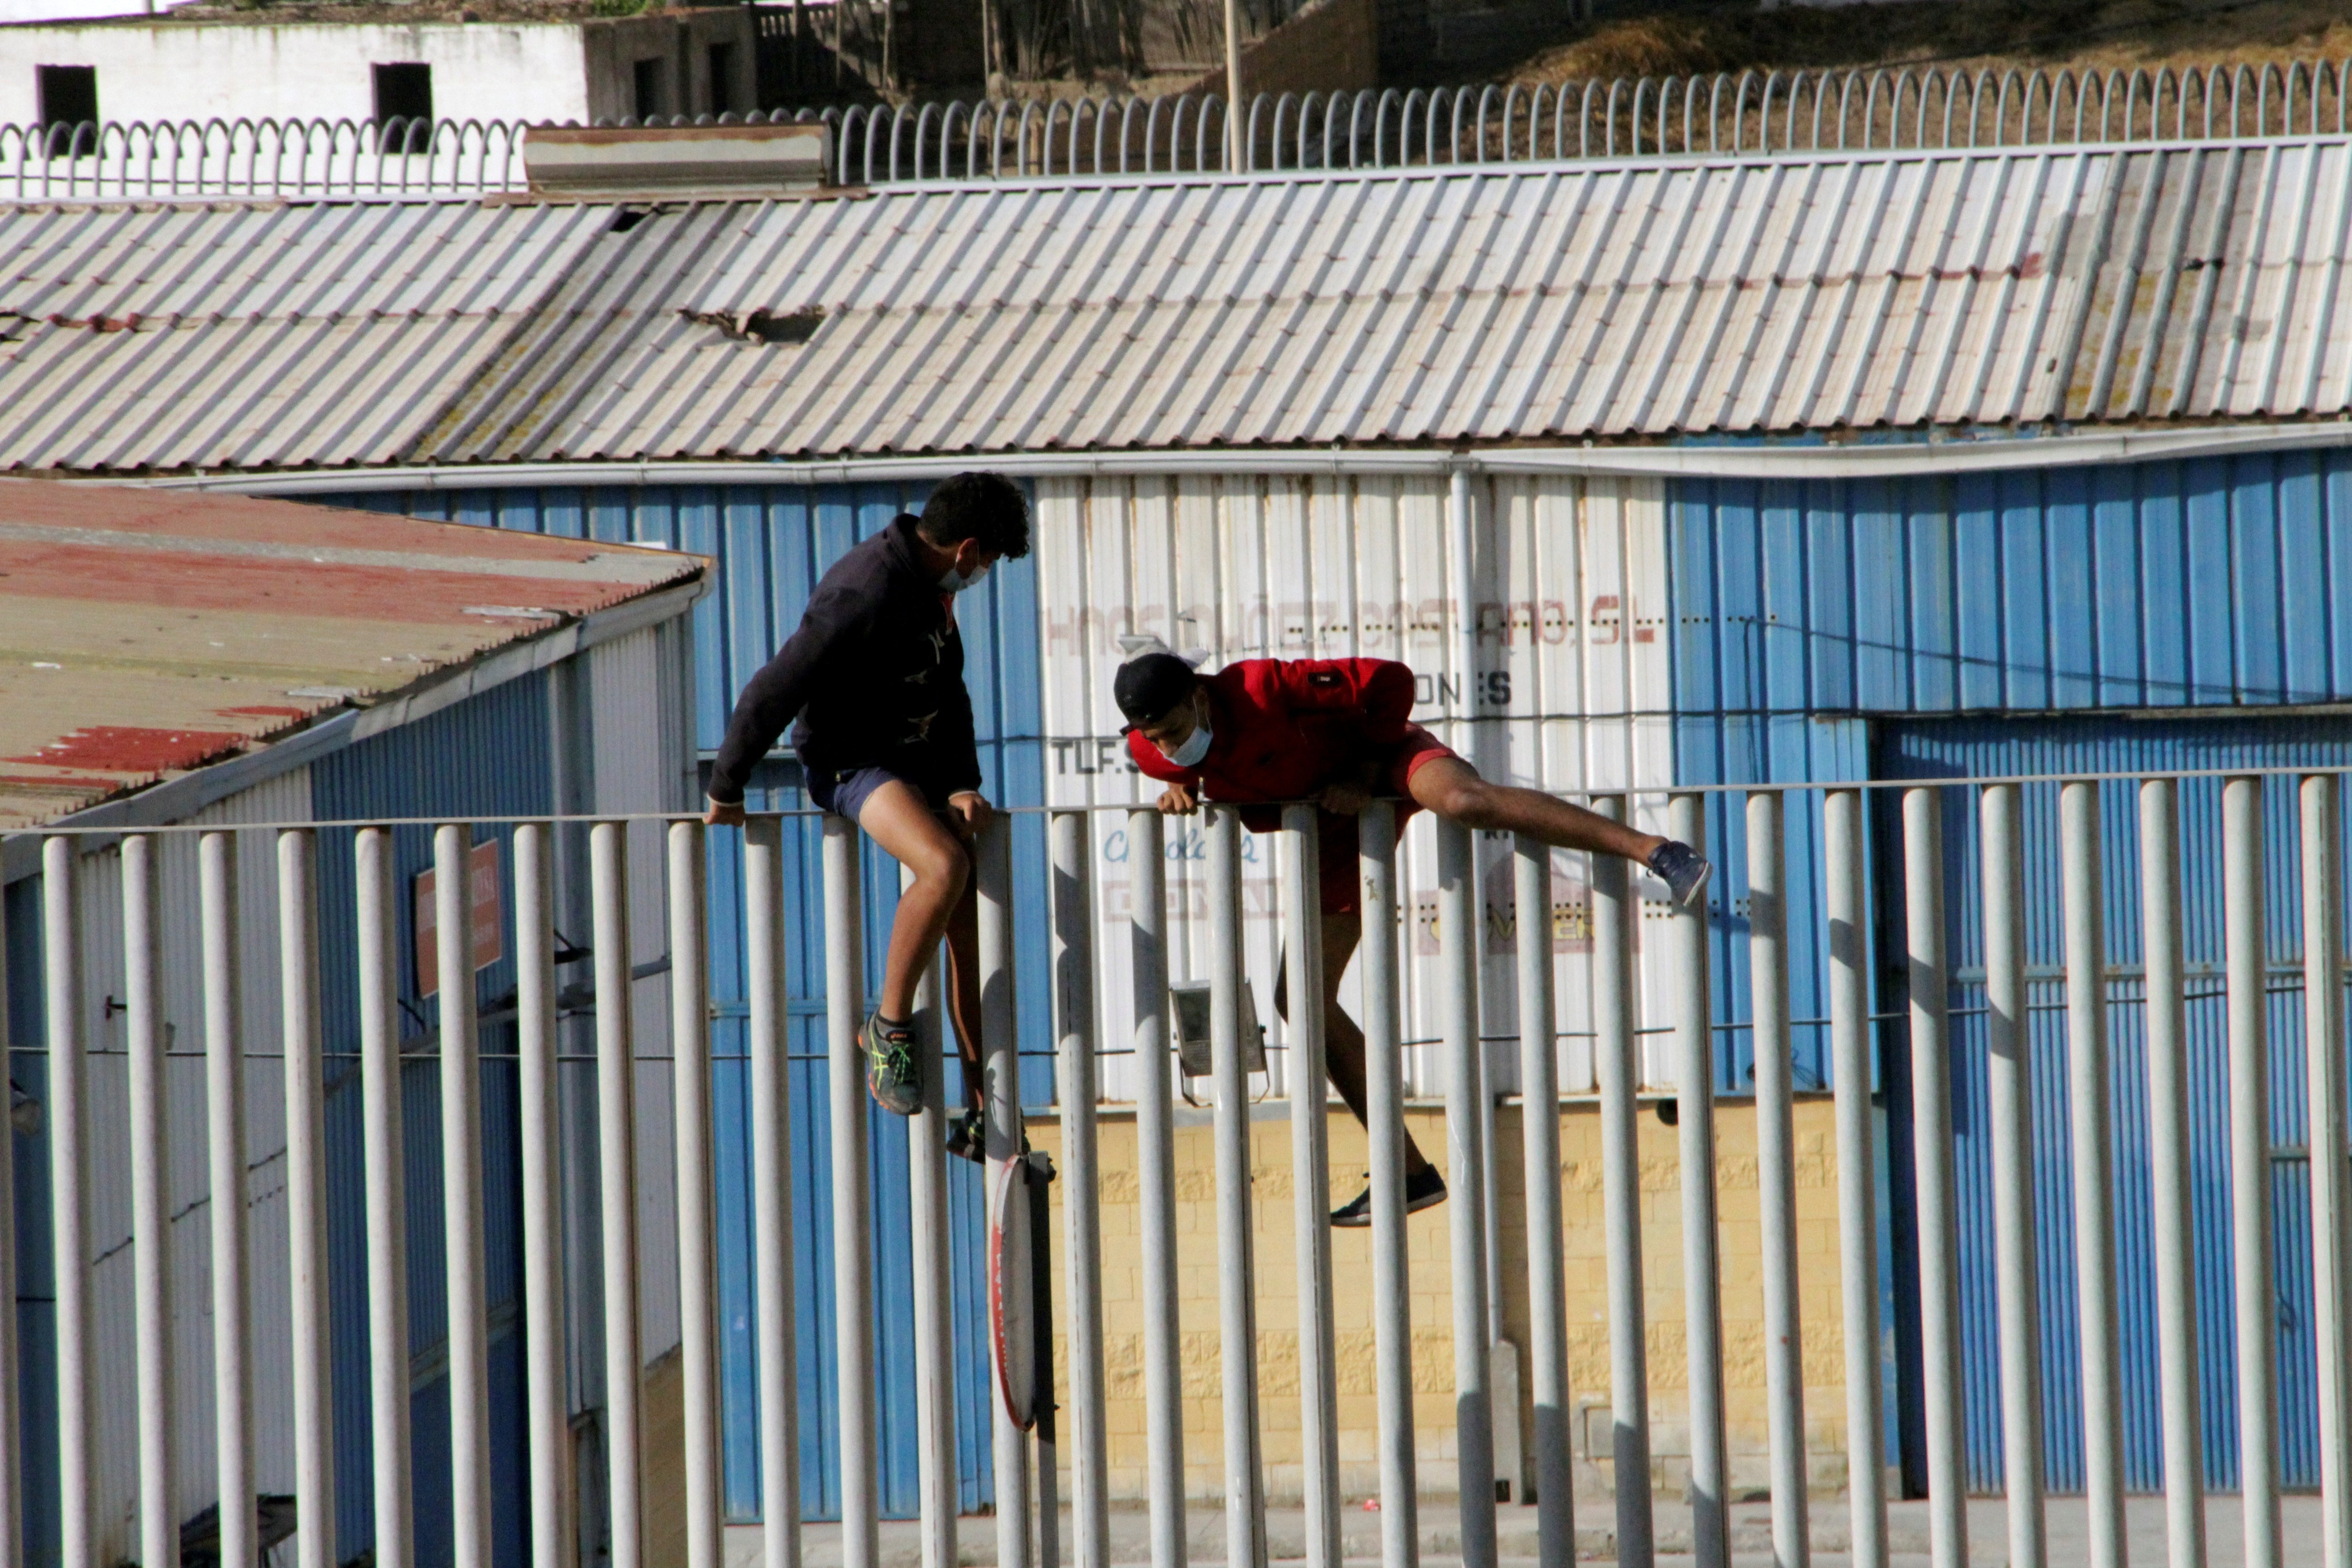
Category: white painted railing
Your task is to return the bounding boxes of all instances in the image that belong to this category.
[6,56,2352,202]
[3,772,2349,1568]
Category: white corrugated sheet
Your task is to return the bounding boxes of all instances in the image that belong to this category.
[9,139,2352,475]
[1037,472,1695,1103]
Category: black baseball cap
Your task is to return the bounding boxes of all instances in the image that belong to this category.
[1113,653,1198,729]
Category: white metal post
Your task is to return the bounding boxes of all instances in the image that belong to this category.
[1512,833,1573,1567]
[0,861,20,1568]
[1052,811,1111,1568]
[671,821,724,1568]
[1208,806,1266,1568]
[1358,803,1418,1568]
[1438,817,1497,1568]
[1667,794,1726,1568]
[1824,789,1886,1568]
[1282,805,1343,1568]
[975,816,1029,1568]
[1980,785,2045,1568]
[357,828,414,1568]
[907,877,956,1568]
[745,817,804,1568]
[1127,809,1187,1568]
[2306,775,2352,1568]
[2224,776,2281,1568]
[124,833,176,1568]
[514,824,570,1568]
[1747,792,1808,1568]
[1591,796,1652,1568]
[435,823,492,1568]
[1902,788,1967,1568]
[824,814,879,1568]
[2140,779,2205,1568]
[42,838,93,1568]
[2061,781,2124,1568]
[280,831,336,1568]
[591,821,645,1568]
[201,831,257,1568]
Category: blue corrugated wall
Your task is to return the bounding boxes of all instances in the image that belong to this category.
[1670,451,2352,1499]
[318,482,1050,1525]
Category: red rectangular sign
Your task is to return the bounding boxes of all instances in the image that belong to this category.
[415,841,503,996]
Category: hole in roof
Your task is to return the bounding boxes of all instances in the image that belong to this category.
[609,207,653,234]
[744,306,824,344]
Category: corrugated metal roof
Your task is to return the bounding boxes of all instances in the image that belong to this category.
[0,478,698,826]
[9,139,2352,473]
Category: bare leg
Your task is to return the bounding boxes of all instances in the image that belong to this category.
[856,781,972,1027]
[1407,756,1666,863]
[941,879,984,1115]
[1280,912,1435,1177]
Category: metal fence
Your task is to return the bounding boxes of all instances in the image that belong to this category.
[7,56,2352,201]
[5,770,2351,1568]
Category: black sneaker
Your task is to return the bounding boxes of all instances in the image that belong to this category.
[1330,1166,1447,1227]
[861,1012,924,1116]
[1648,840,1712,909]
[946,1107,984,1164]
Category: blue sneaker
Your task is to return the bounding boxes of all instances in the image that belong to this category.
[860,1012,924,1116]
[1648,840,1712,908]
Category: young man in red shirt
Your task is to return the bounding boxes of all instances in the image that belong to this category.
[1116,650,1709,1224]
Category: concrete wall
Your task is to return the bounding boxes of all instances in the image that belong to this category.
[1028,1095,1859,1507]
[0,9,752,127]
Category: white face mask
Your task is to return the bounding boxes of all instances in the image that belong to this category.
[937,561,990,594]
[1164,720,1212,769]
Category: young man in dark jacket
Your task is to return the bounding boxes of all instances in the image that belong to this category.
[1115,650,1709,1223]
[705,472,1030,1157]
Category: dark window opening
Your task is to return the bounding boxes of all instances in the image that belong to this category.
[35,65,98,156]
[706,41,735,115]
[632,57,664,121]
[372,62,433,153]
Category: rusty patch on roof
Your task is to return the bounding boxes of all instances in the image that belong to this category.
[10,725,249,774]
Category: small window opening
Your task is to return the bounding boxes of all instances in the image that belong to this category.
[372,62,434,153]
[706,41,735,116]
[632,57,665,122]
[35,65,98,156]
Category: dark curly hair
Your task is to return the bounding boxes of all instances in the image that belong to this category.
[916,471,1032,559]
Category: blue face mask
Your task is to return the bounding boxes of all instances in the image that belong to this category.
[1164,720,1212,769]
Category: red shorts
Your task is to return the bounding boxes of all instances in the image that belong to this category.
[1314,725,1461,916]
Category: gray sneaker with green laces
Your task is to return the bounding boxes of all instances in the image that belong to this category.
[861,1011,924,1116]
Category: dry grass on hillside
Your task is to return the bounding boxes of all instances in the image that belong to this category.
[1509,0,2352,84]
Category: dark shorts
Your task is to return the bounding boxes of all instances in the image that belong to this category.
[808,763,954,822]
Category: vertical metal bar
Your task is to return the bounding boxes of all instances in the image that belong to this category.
[281,831,335,1568]
[670,821,724,1568]
[125,834,177,1568]
[1438,817,1497,1568]
[746,817,804,1568]
[1051,812,1110,1568]
[1208,806,1266,1568]
[2141,779,2206,1568]
[1513,833,1574,1567]
[358,828,414,1568]
[976,815,1029,1568]
[2304,774,2352,1568]
[1358,802,1419,1568]
[1903,787,1968,1568]
[1747,792,1808,1568]
[1591,796,1652,1568]
[1127,809,1187,1568]
[435,823,491,1568]
[1980,784,2045,1568]
[907,877,956,1568]
[592,820,645,1568]
[0,856,20,1568]
[43,838,93,1568]
[515,824,568,1568]
[2224,775,2281,1568]
[1825,789,1886,1568]
[1284,805,1341,1568]
[201,830,256,1568]
[1667,793,1726,1568]
[2061,781,2124,1568]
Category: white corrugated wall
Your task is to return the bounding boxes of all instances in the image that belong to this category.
[1034,471,1689,1109]
[65,767,309,1563]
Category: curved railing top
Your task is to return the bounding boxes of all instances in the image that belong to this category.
[6,56,2352,201]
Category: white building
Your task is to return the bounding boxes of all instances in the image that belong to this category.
[1,5,757,130]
